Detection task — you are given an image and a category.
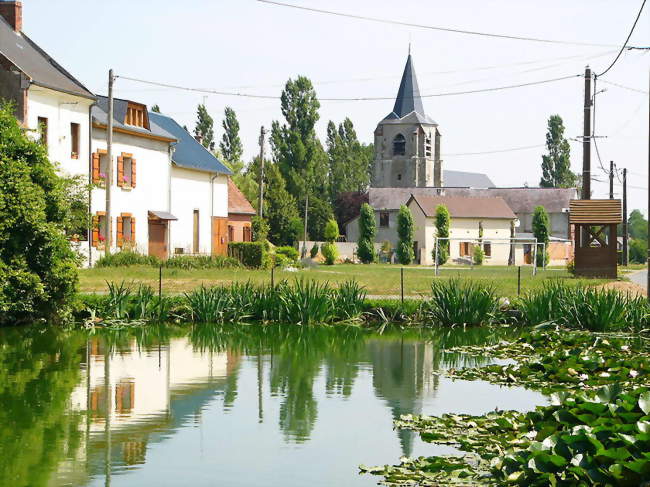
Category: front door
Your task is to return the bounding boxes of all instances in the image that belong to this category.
[211,217,228,256]
[148,220,168,259]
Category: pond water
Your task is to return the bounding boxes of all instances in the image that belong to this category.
[0,324,545,487]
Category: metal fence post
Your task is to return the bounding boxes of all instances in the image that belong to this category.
[158,264,162,299]
[517,266,521,296]
[400,267,404,305]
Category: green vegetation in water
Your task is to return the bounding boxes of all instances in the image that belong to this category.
[362,329,650,486]
[421,279,502,327]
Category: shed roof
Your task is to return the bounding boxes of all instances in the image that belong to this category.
[569,199,622,224]
[228,179,256,215]
[148,111,232,175]
[0,15,94,99]
[408,195,516,220]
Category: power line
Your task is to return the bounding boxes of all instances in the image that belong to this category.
[599,79,650,95]
[443,143,545,157]
[117,74,581,101]
[597,0,647,76]
[257,0,650,50]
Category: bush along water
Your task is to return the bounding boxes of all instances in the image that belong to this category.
[420,279,502,326]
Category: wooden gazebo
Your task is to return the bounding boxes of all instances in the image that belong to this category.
[569,199,622,278]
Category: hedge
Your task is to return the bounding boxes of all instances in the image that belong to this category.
[228,242,268,269]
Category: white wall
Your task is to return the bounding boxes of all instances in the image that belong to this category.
[90,129,171,264]
[169,167,228,255]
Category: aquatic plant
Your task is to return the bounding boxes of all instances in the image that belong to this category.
[421,279,501,326]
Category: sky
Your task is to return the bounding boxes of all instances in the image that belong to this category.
[23,0,649,213]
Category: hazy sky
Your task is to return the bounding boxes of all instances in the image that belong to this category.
[24,0,649,212]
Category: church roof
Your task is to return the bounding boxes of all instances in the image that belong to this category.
[382,54,436,125]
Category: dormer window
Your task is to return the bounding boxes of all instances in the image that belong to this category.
[392,134,406,156]
[125,103,148,129]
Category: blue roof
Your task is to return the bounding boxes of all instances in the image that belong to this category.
[149,111,232,175]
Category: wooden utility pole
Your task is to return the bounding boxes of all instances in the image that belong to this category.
[582,66,592,200]
[257,126,265,218]
[609,161,614,199]
[105,69,114,255]
[622,168,628,266]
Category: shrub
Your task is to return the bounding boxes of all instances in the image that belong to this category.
[0,103,79,326]
[396,205,415,265]
[357,203,377,263]
[434,205,450,265]
[310,242,319,258]
[321,242,338,265]
[324,219,339,243]
[165,255,241,270]
[532,205,550,267]
[251,216,269,242]
[473,245,484,265]
[95,250,160,267]
[228,242,268,268]
[276,246,299,262]
[271,253,291,269]
[421,279,501,326]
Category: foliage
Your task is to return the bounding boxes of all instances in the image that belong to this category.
[59,173,91,240]
[0,104,79,326]
[228,242,269,269]
[219,106,243,167]
[357,203,377,263]
[324,219,339,243]
[288,217,303,246]
[151,104,161,113]
[473,245,485,265]
[165,255,242,270]
[540,114,577,188]
[310,242,319,258]
[421,279,501,326]
[628,209,648,241]
[95,250,161,267]
[193,104,215,151]
[321,242,338,265]
[396,205,415,265]
[630,238,648,264]
[434,205,450,265]
[532,205,550,267]
[264,163,300,246]
[517,281,649,331]
[275,246,299,262]
[306,195,335,241]
[251,216,269,242]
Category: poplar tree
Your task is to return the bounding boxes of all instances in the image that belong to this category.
[396,205,415,265]
[151,104,161,113]
[532,205,550,267]
[193,104,215,151]
[357,203,377,263]
[540,115,576,188]
[219,107,243,167]
[434,205,450,265]
[264,163,300,246]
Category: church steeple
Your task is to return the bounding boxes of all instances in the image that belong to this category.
[391,54,425,119]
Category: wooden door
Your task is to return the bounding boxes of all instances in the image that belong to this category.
[211,217,228,256]
[148,220,167,259]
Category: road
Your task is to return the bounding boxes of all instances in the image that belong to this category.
[629,269,648,290]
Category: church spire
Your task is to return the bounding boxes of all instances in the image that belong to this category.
[391,53,425,119]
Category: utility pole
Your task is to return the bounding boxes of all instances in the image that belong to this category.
[302,193,309,258]
[609,161,614,199]
[105,69,114,255]
[582,66,592,200]
[622,168,628,266]
[257,126,265,218]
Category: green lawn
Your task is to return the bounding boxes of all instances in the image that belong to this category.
[79,264,610,298]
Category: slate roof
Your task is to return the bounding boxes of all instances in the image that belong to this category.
[443,170,495,188]
[0,14,94,99]
[228,179,255,215]
[382,54,436,125]
[408,195,516,220]
[149,111,232,175]
[93,96,176,140]
[369,186,576,214]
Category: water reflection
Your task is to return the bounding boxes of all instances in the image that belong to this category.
[0,324,532,487]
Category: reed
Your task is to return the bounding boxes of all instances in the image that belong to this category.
[421,279,501,326]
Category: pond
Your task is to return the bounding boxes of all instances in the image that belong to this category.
[0,324,545,487]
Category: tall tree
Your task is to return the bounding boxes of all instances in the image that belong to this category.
[434,205,450,265]
[396,205,415,265]
[219,107,243,168]
[326,118,373,203]
[193,104,215,151]
[264,163,300,246]
[532,205,550,266]
[540,115,576,188]
[357,203,377,264]
[151,104,161,113]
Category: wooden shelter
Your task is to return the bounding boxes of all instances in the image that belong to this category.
[569,199,622,278]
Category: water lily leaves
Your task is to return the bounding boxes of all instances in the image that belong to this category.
[639,391,650,415]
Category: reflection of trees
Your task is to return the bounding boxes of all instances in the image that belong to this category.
[0,326,86,487]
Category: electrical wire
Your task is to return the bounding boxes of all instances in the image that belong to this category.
[597,0,647,76]
[443,143,545,157]
[116,74,581,101]
[599,79,650,95]
[257,0,650,50]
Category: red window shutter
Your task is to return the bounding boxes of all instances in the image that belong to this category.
[92,153,100,184]
[131,159,136,188]
[117,157,124,188]
[92,215,99,247]
[117,217,124,247]
[131,217,136,242]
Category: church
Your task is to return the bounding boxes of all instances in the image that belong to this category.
[345,53,576,265]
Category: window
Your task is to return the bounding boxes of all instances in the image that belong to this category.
[392,134,406,156]
[115,381,135,413]
[37,116,48,146]
[243,225,252,242]
[483,242,492,257]
[70,123,80,158]
[92,212,109,248]
[117,152,136,188]
[460,242,473,257]
[89,386,107,419]
[425,135,432,157]
[193,210,200,253]
[118,213,135,248]
[380,211,390,228]
[125,103,148,128]
[397,174,402,181]
[228,225,235,242]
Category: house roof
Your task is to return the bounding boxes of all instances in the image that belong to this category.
[443,170,495,188]
[92,96,176,141]
[0,15,94,99]
[369,186,576,214]
[408,195,516,220]
[228,179,256,215]
[381,54,436,125]
[148,111,232,175]
[569,199,622,224]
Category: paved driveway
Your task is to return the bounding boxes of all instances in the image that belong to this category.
[630,269,647,289]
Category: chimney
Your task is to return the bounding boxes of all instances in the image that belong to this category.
[0,1,22,32]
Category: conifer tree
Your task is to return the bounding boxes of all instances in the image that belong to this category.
[357,203,377,263]
[264,163,300,246]
[434,205,450,265]
[219,107,243,167]
[193,104,215,151]
[532,205,550,267]
[396,205,415,265]
[540,115,576,188]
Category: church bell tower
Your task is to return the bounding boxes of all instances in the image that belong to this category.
[372,53,442,188]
